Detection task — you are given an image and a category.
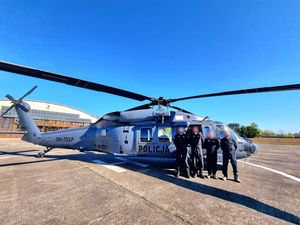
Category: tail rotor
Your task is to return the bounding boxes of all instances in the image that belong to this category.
[0,86,37,117]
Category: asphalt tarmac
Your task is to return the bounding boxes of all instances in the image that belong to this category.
[0,139,299,225]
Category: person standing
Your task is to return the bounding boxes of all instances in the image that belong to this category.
[203,130,220,179]
[189,126,205,178]
[173,127,190,178]
[220,129,241,183]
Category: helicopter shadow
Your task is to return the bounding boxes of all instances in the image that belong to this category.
[0,149,299,224]
[141,167,300,224]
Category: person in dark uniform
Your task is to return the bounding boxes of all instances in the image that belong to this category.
[173,127,190,178]
[189,126,205,178]
[220,129,241,183]
[203,130,220,179]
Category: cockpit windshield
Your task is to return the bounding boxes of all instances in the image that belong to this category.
[215,124,241,141]
[230,129,244,141]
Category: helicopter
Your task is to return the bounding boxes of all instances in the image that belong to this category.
[0,61,299,165]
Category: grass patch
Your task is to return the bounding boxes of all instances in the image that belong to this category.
[251,138,300,145]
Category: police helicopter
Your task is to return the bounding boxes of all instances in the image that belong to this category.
[0,61,299,165]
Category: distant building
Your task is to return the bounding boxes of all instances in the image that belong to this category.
[0,100,98,138]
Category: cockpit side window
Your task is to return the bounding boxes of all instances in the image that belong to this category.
[140,128,153,142]
[216,125,225,139]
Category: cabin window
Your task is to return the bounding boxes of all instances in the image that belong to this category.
[100,129,107,137]
[158,127,172,142]
[203,126,211,137]
[140,128,153,142]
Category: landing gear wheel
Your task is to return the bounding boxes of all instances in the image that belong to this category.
[36,152,44,158]
[36,147,53,158]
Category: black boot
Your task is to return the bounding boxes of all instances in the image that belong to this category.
[234,176,241,183]
[191,171,196,178]
[198,170,205,179]
[186,170,191,179]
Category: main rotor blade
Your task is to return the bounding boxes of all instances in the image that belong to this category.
[125,103,153,111]
[169,105,193,114]
[20,85,38,100]
[0,61,153,102]
[170,84,300,102]
[0,105,14,117]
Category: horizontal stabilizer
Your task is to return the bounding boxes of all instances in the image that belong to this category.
[0,131,27,134]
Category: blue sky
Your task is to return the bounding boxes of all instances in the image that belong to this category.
[0,1,299,133]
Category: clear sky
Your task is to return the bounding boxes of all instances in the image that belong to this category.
[0,1,299,133]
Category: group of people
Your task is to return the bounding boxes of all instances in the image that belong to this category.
[173,126,241,183]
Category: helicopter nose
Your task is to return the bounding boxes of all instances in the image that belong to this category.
[242,141,259,156]
[251,142,259,155]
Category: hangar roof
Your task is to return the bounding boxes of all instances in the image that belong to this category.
[0,100,98,123]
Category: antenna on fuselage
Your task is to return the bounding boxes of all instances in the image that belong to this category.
[200,116,209,122]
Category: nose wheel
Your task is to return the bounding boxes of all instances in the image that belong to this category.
[36,147,53,158]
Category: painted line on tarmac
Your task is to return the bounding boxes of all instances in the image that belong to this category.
[0,144,15,151]
[0,155,19,160]
[114,157,149,168]
[92,160,127,173]
[239,160,300,183]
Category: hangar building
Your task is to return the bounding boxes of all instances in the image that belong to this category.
[0,100,98,138]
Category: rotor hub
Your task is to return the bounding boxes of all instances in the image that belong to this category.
[150,97,172,107]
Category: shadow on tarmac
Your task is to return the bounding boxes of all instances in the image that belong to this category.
[146,169,300,224]
[0,149,299,224]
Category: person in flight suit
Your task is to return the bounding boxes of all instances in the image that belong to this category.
[220,129,241,183]
[173,127,190,178]
[203,130,220,179]
[189,126,205,178]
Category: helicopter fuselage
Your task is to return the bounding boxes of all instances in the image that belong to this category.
[29,108,258,164]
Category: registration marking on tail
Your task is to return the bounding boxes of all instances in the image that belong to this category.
[92,160,127,173]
